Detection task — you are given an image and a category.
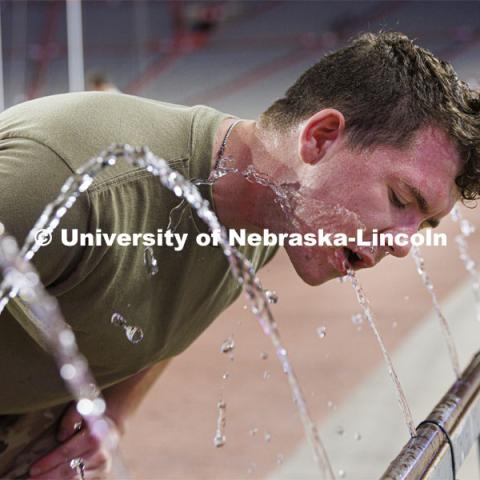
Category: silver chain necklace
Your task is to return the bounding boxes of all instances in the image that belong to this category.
[214,119,243,167]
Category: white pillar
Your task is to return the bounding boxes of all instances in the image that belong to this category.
[66,0,85,92]
[0,5,5,111]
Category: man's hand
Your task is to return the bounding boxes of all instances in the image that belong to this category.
[27,402,119,480]
[27,359,170,479]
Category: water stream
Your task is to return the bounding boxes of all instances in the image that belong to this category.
[0,226,127,478]
[347,269,417,437]
[411,245,461,378]
[0,144,335,479]
[451,205,480,322]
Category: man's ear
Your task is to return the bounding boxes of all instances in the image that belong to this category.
[298,109,345,165]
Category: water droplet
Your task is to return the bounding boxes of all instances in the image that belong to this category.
[221,337,235,354]
[336,426,344,435]
[77,398,95,416]
[144,246,159,275]
[265,290,278,304]
[214,400,227,447]
[247,463,256,475]
[260,352,268,360]
[404,296,410,301]
[264,431,272,443]
[338,275,348,283]
[249,427,258,437]
[111,312,126,327]
[276,453,284,465]
[351,314,364,325]
[392,321,398,329]
[93,398,106,415]
[327,400,334,409]
[316,326,327,338]
[222,372,229,380]
[450,205,460,222]
[111,312,144,344]
[354,432,362,441]
[338,469,346,478]
[59,329,75,348]
[214,434,226,448]
[126,326,144,344]
[460,219,475,236]
[60,363,76,380]
[263,370,271,380]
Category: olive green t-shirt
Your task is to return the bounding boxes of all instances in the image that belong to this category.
[0,92,277,413]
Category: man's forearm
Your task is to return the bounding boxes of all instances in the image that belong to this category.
[101,358,171,433]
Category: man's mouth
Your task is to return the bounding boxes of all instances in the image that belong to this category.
[347,247,376,268]
[332,247,375,274]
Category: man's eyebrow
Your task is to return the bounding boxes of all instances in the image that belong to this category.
[405,183,440,229]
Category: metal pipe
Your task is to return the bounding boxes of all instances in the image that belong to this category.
[381,351,480,479]
[477,435,480,475]
[66,0,85,92]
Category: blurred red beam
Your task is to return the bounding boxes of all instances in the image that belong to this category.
[124,1,283,95]
[27,1,61,99]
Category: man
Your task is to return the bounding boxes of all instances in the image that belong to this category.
[0,32,479,479]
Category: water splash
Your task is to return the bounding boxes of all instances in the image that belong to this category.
[213,400,227,448]
[347,270,416,437]
[0,144,334,479]
[451,205,480,322]
[411,246,460,378]
[110,312,144,344]
[316,326,327,338]
[0,228,128,478]
[220,336,235,354]
[143,246,159,276]
[351,314,364,326]
[265,289,279,304]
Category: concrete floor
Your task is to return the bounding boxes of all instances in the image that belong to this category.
[119,203,480,479]
[268,279,480,479]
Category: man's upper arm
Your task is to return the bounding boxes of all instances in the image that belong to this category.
[0,136,89,288]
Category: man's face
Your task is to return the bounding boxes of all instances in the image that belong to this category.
[284,126,462,286]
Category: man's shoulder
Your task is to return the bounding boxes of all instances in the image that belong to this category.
[0,93,223,181]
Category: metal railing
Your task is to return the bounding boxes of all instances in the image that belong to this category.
[381,351,480,479]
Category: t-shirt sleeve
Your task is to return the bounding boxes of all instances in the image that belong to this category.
[0,136,90,288]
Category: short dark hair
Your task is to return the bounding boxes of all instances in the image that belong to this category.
[260,32,480,202]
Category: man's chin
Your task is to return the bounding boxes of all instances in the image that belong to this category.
[285,247,339,286]
[292,263,337,286]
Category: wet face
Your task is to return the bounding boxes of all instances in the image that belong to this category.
[284,126,462,286]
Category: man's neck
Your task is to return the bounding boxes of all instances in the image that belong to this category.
[211,119,281,233]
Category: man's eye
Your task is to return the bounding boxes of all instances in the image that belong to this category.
[389,189,407,209]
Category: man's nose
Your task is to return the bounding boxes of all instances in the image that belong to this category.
[383,226,417,258]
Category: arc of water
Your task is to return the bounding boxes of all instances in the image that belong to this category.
[0,228,128,479]
[347,270,417,437]
[450,205,480,322]
[0,144,335,480]
[411,245,461,378]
